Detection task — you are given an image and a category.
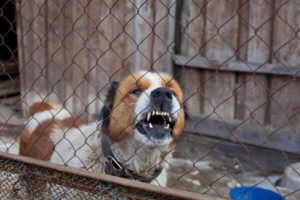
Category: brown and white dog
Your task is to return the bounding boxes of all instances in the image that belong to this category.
[19,71,185,186]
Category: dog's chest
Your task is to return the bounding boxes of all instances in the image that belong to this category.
[48,123,169,185]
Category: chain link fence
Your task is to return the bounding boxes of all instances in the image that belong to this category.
[0,152,207,200]
[0,0,300,199]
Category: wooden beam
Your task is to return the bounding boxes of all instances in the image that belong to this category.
[178,133,300,174]
[174,55,300,76]
[184,114,300,154]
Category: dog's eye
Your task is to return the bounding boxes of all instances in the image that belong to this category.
[130,88,142,95]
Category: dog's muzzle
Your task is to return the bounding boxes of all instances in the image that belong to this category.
[135,87,176,143]
[150,87,173,112]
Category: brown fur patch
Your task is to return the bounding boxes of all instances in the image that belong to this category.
[29,102,61,116]
[58,115,85,128]
[19,120,55,160]
[160,74,185,148]
[20,106,84,161]
[170,108,185,148]
[109,73,151,141]
[160,73,184,103]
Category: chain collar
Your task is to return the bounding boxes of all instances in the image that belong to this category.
[101,136,163,183]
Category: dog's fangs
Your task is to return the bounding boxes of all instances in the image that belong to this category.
[19,71,185,186]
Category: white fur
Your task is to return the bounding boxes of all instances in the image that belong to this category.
[25,108,71,134]
[132,128,172,146]
[50,122,98,168]
[48,121,171,185]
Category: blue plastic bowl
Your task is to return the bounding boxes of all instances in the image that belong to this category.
[230,186,286,200]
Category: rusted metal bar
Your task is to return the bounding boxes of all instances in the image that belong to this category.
[0,152,221,200]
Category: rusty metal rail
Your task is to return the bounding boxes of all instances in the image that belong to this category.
[0,152,219,200]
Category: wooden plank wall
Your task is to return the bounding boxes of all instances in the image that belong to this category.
[176,0,300,132]
[15,0,300,131]
[16,0,176,120]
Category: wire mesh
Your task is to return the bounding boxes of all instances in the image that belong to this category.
[0,152,206,200]
[0,0,300,199]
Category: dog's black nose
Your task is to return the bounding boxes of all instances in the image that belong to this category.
[151,87,173,100]
[150,87,173,111]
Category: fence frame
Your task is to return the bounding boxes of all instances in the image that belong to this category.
[0,151,219,200]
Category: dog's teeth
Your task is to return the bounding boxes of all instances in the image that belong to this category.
[156,111,159,116]
[149,123,153,128]
[152,111,155,116]
[164,124,170,129]
[147,112,151,121]
[169,116,172,122]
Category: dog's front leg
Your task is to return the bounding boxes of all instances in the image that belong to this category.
[151,166,168,187]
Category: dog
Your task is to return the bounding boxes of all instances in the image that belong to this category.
[19,71,185,186]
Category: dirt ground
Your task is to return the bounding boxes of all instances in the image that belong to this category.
[167,138,300,200]
[166,155,300,199]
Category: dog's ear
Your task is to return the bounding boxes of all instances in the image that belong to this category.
[97,81,119,133]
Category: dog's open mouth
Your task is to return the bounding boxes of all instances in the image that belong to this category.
[135,111,175,139]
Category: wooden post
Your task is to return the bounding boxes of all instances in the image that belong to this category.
[234,0,272,124]
[270,0,300,131]
[175,0,206,116]
[203,0,239,119]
